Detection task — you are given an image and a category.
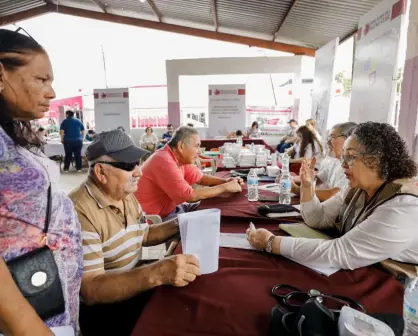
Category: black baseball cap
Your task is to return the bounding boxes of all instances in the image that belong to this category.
[86,129,149,163]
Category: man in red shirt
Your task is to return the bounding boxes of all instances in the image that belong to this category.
[135,126,243,219]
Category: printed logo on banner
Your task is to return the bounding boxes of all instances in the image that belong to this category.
[358,0,406,38]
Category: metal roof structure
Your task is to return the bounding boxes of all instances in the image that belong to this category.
[0,0,382,56]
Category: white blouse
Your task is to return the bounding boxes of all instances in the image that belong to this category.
[280,187,418,270]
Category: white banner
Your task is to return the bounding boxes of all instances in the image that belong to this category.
[350,0,407,124]
[208,84,246,138]
[94,88,131,133]
[311,38,339,140]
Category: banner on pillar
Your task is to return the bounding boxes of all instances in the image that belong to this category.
[94,88,130,133]
[350,0,407,124]
[208,84,246,138]
[311,38,339,140]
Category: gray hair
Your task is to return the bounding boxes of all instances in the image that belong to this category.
[88,155,113,176]
[168,126,199,149]
[332,122,357,138]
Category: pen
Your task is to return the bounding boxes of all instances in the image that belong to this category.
[249,222,256,231]
[265,184,279,189]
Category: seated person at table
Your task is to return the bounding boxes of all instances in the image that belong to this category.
[288,125,323,163]
[247,122,418,278]
[247,121,261,139]
[136,126,243,220]
[140,126,159,152]
[292,122,356,201]
[69,129,201,336]
[159,123,174,148]
[277,119,298,153]
[227,129,244,139]
[305,118,321,140]
[85,129,95,141]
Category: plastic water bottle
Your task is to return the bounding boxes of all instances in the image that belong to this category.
[279,169,291,205]
[282,152,290,172]
[247,168,259,202]
[251,142,255,153]
[236,137,243,147]
[403,278,418,335]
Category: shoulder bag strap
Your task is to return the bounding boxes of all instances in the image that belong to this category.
[43,184,52,235]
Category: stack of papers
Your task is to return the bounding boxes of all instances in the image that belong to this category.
[239,152,256,167]
[256,153,267,166]
[222,155,236,168]
[219,230,339,276]
[178,209,221,274]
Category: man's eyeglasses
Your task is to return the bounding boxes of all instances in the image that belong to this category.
[91,161,140,172]
[272,284,365,313]
[339,153,368,166]
[14,27,36,41]
[327,134,345,142]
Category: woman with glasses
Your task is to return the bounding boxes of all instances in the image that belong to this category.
[0,29,82,334]
[247,122,418,278]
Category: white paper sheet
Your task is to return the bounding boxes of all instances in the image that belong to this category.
[219,233,338,276]
[178,209,220,274]
[220,233,257,250]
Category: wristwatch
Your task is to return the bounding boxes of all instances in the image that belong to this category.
[265,235,276,253]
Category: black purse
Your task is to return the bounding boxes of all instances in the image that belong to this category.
[6,185,65,320]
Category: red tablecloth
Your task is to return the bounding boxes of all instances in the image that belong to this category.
[201,138,275,153]
[132,183,404,336]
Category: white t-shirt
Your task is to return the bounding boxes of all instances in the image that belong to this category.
[140,133,159,146]
[280,187,418,270]
[316,157,347,190]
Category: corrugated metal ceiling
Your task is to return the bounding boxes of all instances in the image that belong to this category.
[0,0,384,49]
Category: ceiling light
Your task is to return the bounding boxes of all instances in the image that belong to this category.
[140,0,147,3]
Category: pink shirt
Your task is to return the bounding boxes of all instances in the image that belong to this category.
[135,145,203,218]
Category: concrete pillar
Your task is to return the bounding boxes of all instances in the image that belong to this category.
[398,0,418,157]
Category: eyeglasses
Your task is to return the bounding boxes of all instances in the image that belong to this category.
[91,161,140,172]
[327,134,345,142]
[14,27,36,41]
[340,153,368,166]
[271,284,365,313]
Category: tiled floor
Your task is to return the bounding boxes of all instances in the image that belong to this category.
[59,168,166,259]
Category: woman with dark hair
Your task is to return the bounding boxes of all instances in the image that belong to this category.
[60,109,85,172]
[0,29,82,334]
[248,122,418,278]
[248,121,261,139]
[140,126,159,152]
[289,125,323,162]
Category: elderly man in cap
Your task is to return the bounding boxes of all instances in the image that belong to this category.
[277,119,299,153]
[69,129,200,336]
[136,126,243,220]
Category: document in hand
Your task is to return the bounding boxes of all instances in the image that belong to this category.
[178,209,221,274]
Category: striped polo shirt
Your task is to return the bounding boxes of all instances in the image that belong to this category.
[69,177,149,274]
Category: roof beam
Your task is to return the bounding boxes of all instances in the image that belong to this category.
[146,0,162,22]
[340,27,358,44]
[91,0,107,13]
[0,4,50,26]
[210,0,219,32]
[272,0,300,42]
[51,5,315,55]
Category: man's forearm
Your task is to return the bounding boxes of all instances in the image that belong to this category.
[82,263,162,305]
[144,220,179,247]
[198,175,226,187]
[0,259,52,336]
[188,184,227,202]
